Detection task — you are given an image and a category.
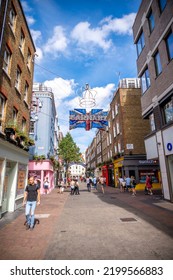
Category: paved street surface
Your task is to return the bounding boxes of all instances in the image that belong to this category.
[0,183,173,260]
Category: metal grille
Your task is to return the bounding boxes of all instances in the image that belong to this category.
[120,217,137,222]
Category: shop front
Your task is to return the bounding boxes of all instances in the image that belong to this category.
[114,157,123,187]
[28,160,54,194]
[101,165,108,186]
[0,138,29,218]
[108,164,114,187]
[113,155,161,191]
[162,125,173,201]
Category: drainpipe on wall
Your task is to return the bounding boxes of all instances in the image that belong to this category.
[0,0,9,52]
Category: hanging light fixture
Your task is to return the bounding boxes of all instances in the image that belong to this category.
[79,83,96,109]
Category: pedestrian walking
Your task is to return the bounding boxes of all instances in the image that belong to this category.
[74,179,80,195]
[130,176,137,196]
[70,178,75,195]
[23,176,40,230]
[93,176,97,190]
[86,177,91,192]
[125,175,131,192]
[99,176,106,194]
[146,175,153,195]
[43,177,49,194]
[118,176,125,192]
[59,179,65,194]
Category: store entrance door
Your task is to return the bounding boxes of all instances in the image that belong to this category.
[168,155,173,202]
[1,161,15,214]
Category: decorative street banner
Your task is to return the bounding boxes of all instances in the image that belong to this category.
[69,108,108,131]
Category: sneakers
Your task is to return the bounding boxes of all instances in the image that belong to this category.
[30,227,34,231]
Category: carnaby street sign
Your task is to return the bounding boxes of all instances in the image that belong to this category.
[69,108,108,131]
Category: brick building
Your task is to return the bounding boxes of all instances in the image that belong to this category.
[133,0,173,201]
[86,78,161,190]
[0,0,36,216]
[109,78,160,189]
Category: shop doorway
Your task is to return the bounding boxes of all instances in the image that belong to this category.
[167,155,173,201]
[129,170,135,178]
[1,161,15,214]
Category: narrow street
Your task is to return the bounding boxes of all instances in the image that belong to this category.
[0,182,173,260]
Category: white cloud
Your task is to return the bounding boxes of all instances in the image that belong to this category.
[21,1,32,12]
[102,13,136,35]
[71,22,112,52]
[44,78,77,101]
[70,13,136,54]
[30,29,43,61]
[26,16,35,26]
[93,84,116,109]
[43,26,68,55]
[31,29,42,42]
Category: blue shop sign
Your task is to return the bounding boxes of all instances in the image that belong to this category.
[167,143,173,151]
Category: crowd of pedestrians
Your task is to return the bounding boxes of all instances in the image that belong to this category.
[117,174,154,196]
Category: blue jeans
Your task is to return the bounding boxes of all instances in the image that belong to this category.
[25,201,37,228]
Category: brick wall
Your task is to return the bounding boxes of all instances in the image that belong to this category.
[0,0,35,133]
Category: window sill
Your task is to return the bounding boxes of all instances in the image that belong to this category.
[8,22,16,39]
[24,99,29,108]
[15,86,22,97]
[2,68,11,82]
[155,71,162,80]
[27,64,31,73]
[19,47,24,60]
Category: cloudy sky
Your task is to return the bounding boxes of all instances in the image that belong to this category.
[21,0,141,153]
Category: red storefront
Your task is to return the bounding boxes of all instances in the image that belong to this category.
[102,165,108,186]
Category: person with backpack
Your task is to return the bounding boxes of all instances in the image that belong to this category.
[130,176,137,196]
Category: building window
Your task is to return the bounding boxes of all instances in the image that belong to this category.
[148,9,155,33]
[154,51,162,76]
[113,126,116,137]
[13,107,18,123]
[149,113,156,131]
[114,145,117,153]
[24,82,29,103]
[22,118,26,132]
[158,0,167,12]
[19,29,25,54]
[9,5,16,32]
[0,93,6,130]
[115,104,118,115]
[141,68,151,94]
[116,121,120,134]
[112,109,115,119]
[165,31,173,61]
[29,121,34,133]
[163,98,173,124]
[136,31,145,57]
[3,45,11,75]
[27,48,31,69]
[109,133,112,144]
[118,142,121,153]
[15,66,22,91]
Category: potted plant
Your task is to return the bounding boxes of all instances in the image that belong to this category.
[27,137,35,146]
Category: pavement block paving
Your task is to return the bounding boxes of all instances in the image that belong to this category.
[0,183,173,260]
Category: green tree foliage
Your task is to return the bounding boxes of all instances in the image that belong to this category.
[58,132,81,167]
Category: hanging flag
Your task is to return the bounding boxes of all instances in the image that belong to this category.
[69,109,108,131]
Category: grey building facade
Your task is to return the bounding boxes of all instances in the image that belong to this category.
[133,0,173,201]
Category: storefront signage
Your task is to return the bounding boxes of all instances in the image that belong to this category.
[167,143,172,151]
[139,160,157,164]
